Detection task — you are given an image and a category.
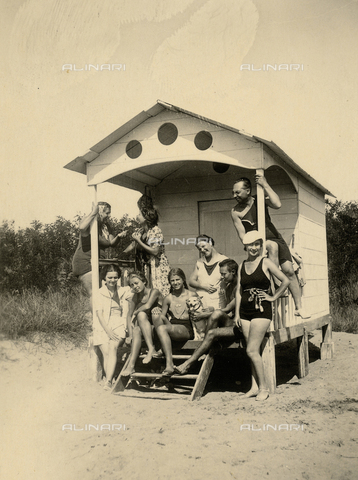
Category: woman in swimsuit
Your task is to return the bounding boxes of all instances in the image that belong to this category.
[234,230,290,401]
[155,269,194,376]
[189,235,227,336]
[121,271,162,376]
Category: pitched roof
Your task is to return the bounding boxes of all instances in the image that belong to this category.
[64,100,334,196]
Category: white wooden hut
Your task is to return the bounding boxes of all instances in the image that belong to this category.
[64,100,334,395]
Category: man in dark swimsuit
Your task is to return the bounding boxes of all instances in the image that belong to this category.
[175,259,239,375]
[231,174,310,319]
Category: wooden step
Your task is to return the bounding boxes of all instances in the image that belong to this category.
[130,372,198,380]
[138,354,192,360]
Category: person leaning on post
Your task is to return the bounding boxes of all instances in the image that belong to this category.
[72,202,128,307]
[231,173,310,319]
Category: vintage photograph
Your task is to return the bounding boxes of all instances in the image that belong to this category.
[1,2,358,479]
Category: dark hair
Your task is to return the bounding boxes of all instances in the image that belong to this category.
[137,194,153,210]
[98,201,111,209]
[142,207,159,228]
[100,263,121,282]
[168,268,188,292]
[97,201,112,228]
[219,258,238,276]
[137,194,159,228]
[234,177,252,193]
[195,234,215,247]
[128,270,147,286]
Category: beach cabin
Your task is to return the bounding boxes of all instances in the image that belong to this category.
[64,100,334,396]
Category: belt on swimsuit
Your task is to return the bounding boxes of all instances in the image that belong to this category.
[244,288,269,313]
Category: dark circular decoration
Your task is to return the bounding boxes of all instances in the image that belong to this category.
[158,123,178,145]
[213,162,230,174]
[126,140,142,159]
[194,131,213,150]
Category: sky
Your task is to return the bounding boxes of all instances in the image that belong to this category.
[1,0,357,229]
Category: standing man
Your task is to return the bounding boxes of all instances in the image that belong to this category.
[231,174,309,319]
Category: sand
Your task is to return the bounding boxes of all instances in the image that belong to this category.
[1,331,357,480]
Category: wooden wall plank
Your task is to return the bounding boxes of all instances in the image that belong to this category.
[299,202,325,226]
[299,217,326,239]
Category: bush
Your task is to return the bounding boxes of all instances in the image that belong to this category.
[0,287,91,346]
[326,199,358,305]
[0,214,139,294]
[330,302,358,334]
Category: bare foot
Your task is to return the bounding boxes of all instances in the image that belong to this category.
[103,381,112,391]
[142,349,156,364]
[294,309,311,319]
[174,364,190,375]
[153,350,164,358]
[238,388,259,398]
[120,366,135,377]
[255,389,269,401]
[161,367,175,377]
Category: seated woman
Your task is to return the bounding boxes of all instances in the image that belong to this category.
[155,268,194,376]
[121,271,162,376]
[233,231,290,401]
[93,264,132,390]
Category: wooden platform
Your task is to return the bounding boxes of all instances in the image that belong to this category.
[89,314,334,400]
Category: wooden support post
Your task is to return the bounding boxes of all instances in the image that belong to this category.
[297,327,309,378]
[89,185,102,381]
[87,336,103,382]
[261,334,276,394]
[321,320,334,360]
[90,185,100,307]
[190,350,216,401]
[256,168,266,253]
[111,354,131,394]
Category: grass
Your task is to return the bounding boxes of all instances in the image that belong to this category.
[330,302,358,334]
[0,286,356,350]
[0,286,91,347]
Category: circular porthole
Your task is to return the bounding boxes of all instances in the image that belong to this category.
[126,140,142,159]
[158,123,178,145]
[213,162,230,174]
[194,131,213,150]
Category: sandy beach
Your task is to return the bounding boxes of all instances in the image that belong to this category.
[1,330,357,480]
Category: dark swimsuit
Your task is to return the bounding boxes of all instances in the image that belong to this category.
[241,196,292,265]
[239,258,273,321]
[133,289,160,324]
[168,295,194,339]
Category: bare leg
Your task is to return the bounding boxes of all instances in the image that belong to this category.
[176,325,234,374]
[206,310,233,331]
[106,339,124,383]
[79,271,93,313]
[121,326,142,376]
[281,261,310,318]
[266,240,279,267]
[99,339,121,389]
[156,324,191,375]
[241,318,271,400]
[136,312,156,364]
[99,342,109,379]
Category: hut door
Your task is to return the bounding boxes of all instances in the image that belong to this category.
[198,199,245,263]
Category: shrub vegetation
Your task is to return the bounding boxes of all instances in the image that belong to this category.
[0,214,139,343]
[0,201,357,341]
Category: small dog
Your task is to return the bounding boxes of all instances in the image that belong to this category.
[186,294,208,340]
